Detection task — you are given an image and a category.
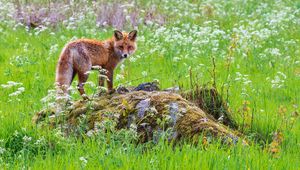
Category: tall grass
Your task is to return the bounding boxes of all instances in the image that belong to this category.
[0,0,299,169]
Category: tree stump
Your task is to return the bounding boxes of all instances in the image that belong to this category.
[33,83,244,144]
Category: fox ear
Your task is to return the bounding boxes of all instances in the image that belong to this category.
[128,30,137,41]
[114,30,123,41]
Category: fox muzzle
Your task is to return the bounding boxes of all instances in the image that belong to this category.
[122,54,128,58]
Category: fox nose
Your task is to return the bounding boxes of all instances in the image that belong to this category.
[122,54,128,58]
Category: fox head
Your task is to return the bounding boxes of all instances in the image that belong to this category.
[113,30,137,59]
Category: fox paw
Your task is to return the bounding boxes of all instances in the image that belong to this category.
[82,94,90,100]
[98,91,106,96]
[108,88,116,94]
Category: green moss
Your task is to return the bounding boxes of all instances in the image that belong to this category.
[33,89,244,144]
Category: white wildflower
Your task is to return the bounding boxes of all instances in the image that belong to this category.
[270,72,287,89]
[115,74,124,81]
[142,71,148,77]
[49,44,59,55]
[9,87,25,97]
[92,65,102,70]
[86,130,94,137]
[79,156,88,167]
[34,137,45,145]
[22,135,32,143]
[1,81,23,89]
[0,147,5,155]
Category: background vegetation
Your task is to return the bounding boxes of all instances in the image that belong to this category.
[0,0,299,169]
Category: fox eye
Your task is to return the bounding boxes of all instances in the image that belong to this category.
[119,46,124,50]
[128,46,133,50]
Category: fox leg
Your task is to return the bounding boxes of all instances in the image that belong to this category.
[61,70,76,94]
[98,72,105,87]
[56,67,74,95]
[77,72,89,99]
[106,70,115,94]
[98,72,106,96]
[71,71,77,84]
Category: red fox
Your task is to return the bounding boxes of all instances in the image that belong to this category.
[55,30,137,99]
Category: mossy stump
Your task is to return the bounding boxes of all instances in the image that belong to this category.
[33,84,244,144]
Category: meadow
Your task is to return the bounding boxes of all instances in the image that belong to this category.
[0,0,299,169]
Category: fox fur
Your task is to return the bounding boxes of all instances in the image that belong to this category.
[55,30,137,99]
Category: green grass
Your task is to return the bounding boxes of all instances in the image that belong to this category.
[0,0,300,169]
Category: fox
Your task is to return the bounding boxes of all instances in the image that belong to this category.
[55,30,137,99]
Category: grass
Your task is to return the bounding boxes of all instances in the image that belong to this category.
[0,0,300,169]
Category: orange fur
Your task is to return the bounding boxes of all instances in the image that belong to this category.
[55,30,137,99]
